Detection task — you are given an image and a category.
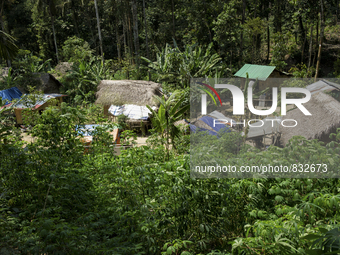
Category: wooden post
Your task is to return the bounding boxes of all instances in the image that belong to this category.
[14,109,23,124]
[141,121,145,137]
[104,105,109,117]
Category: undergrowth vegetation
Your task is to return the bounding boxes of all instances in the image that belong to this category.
[2,0,340,253]
[1,102,340,255]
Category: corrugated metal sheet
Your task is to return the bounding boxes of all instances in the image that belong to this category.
[207,110,236,125]
[306,80,340,94]
[247,117,282,139]
[12,94,66,109]
[234,64,276,81]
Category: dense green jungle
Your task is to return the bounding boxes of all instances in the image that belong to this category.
[1,0,340,254]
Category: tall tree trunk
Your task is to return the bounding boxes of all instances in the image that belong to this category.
[123,22,127,56]
[94,0,104,62]
[115,17,121,62]
[124,6,134,65]
[336,0,339,24]
[203,0,212,43]
[142,0,151,80]
[0,1,4,32]
[252,0,259,63]
[122,8,127,58]
[301,28,307,64]
[299,15,306,63]
[308,25,313,71]
[239,0,246,65]
[142,0,149,59]
[47,0,59,63]
[312,18,319,67]
[84,6,96,48]
[127,11,134,65]
[315,0,324,80]
[50,15,59,63]
[274,0,282,33]
[267,15,270,62]
[171,0,175,39]
[298,15,306,43]
[0,0,11,67]
[131,0,140,67]
[71,9,80,37]
[254,0,257,18]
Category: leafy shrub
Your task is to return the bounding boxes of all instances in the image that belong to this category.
[61,36,93,62]
[270,32,289,71]
[62,57,114,104]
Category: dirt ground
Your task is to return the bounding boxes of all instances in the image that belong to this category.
[20,131,149,147]
[21,132,36,144]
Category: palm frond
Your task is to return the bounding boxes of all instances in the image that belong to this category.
[0,31,19,60]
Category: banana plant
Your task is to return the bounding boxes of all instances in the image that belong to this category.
[141,44,181,84]
[88,57,114,81]
[179,42,222,86]
[65,57,113,103]
[142,42,222,89]
[146,91,189,160]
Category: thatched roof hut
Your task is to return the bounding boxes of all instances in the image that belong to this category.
[280,92,340,145]
[95,80,162,107]
[36,73,63,93]
[18,73,63,94]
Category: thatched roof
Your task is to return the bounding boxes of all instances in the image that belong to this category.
[0,67,9,77]
[174,119,190,132]
[306,79,340,94]
[95,80,162,107]
[280,92,340,145]
[37,73,63,93]
[0,68,10,82]
[174,119,189,127]
[18,73,63,94]
[191,119,216,133]
[53,62,73,79]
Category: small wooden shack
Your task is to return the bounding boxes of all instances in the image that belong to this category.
[95,80,162,131]
[17,73,63,94]
[12,94,66,124]
[234,64,292,106]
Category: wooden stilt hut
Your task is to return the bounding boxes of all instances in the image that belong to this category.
[95,80,162,133]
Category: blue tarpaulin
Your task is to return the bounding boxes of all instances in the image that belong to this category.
[0,87,22,105]
[199,116,231,133]
[75,124,102,136]
[190,124,218,136]
[75,124,120,136]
